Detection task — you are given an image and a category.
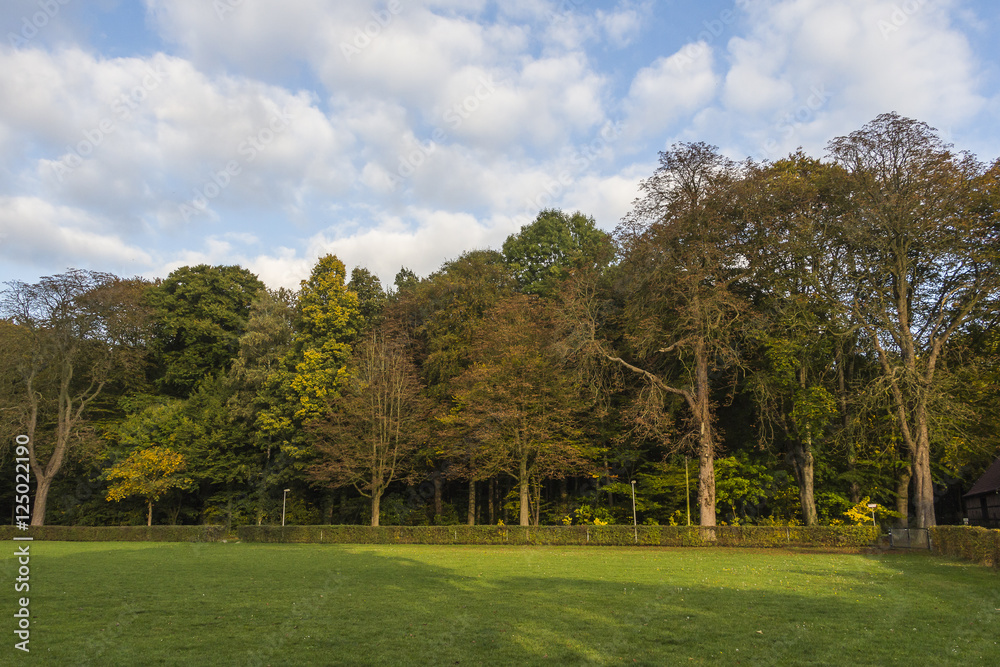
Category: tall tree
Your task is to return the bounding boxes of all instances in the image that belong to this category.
[309,325,426,525]
[448,295,591,525]
[227,288,298,521]
[1,271,150,525]
[401,250,514,520]
[741,154,852,525]
[260,255,361,462]
[827,113,1000,527]
[594,142,750,527]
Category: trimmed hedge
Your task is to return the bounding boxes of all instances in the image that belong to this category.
[929,526,1000,568]
[0,525,226,542]
[237,524,878,548]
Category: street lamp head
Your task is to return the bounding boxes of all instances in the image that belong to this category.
[866,503,877,509]
[284,488,291,493]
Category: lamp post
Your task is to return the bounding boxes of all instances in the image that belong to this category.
[630,480,638,543]
[282,488,291,527]
[866,502,878,530]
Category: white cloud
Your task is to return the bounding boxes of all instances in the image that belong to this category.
[714,0,986,159]
[0,196,153,272]
[623,46,719,141]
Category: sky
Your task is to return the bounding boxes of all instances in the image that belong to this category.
[2,0,999,290]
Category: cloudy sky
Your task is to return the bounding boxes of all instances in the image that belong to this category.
[1,0,998,289]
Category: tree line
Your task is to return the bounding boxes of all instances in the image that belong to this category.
[2,112,998,530]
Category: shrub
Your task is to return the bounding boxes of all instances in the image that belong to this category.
[929,526,1000,568]
[236,524,877,547]
[0,525,226,542]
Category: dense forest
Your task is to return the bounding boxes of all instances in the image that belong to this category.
[2,112,998,530]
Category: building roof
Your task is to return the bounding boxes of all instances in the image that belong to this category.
[965,456,1000,497]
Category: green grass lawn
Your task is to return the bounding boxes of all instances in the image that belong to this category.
[2,542,998,666]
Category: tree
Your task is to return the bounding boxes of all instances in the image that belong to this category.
[502,209,611,297]
[259,255,361,462]
[226,288,298,522]
[398,250,514,521]
[448,295,591,525]
[145,264,265,397]
[600,142,750,527]
[827,113,1000,527]
[1,271,150,525]
[348,267,387,330]
[741,154,852,525]
[106,446,191,525]
[308,325,425,526]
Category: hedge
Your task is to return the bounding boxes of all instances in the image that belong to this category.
[237,524,878,548]
[929,526,1000,568]
[0,525,226,542]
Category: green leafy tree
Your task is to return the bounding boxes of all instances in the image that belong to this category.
[502,209,611,297]
[741,154,853,524]
[145,264,265,397]
[348,267,387,330]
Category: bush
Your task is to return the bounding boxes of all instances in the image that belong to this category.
[236,524,877,547]
[0,525,226,542]
[929,526,1000,568]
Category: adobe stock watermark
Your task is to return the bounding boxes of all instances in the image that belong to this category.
[388,74,501,191]
[6,0,71,48]
[179,104,299,221]
[878,0,928,39]
[671,5,737,72]
[49,65,167,183]
[213,0,245,21]
[517,120,624,225]
[757,84,832,161]
[12,434,33,653]
[546,0,586,24]
[340,0,402,62]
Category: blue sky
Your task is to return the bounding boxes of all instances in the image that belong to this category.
[2,0,999,289]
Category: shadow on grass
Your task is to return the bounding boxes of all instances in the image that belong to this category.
[7,544,999,666]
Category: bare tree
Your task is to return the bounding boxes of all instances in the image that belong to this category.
[1,270,150,525]
[308,325,425,526]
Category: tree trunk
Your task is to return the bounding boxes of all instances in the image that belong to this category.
[519,455,530,526]
[789,435,817,525]
[433,473,443,520]
[467,480,476,525]
[895,463,911,527]
[147,500,153,526]
[913,408,936,528]
[371,491,381,527]
[30,474,52,526]
[488,477,495,524]
[532,478,541,526]
[695,342,716,527]
[835,342,860,504]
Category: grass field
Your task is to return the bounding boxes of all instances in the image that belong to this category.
[2,542,998,666]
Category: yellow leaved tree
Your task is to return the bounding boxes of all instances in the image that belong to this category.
[106,446,192,526]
